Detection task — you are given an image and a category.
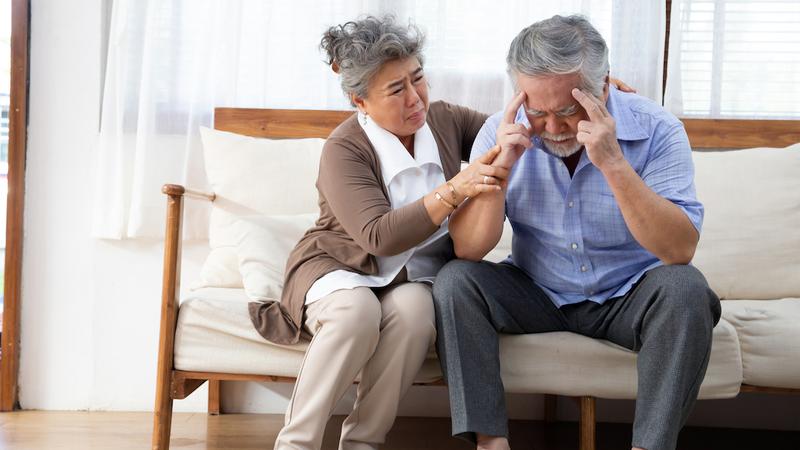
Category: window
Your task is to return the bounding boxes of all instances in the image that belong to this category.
[666,0,800,118]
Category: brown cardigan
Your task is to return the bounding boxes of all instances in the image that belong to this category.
[249,101,488,344]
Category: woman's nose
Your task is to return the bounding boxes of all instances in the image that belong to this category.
[406,82,421,106]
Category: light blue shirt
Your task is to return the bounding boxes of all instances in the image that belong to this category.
[470,88,703,308]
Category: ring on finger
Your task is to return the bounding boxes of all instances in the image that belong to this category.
[483,175,491,184]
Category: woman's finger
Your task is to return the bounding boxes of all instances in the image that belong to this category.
[610,76,637,93]
[481,165,510,181]
[476,145,501,164]
[475,183,502,193]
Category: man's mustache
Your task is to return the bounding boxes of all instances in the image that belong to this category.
[539,132,576,142]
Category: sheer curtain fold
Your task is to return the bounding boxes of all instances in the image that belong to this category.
[93,0,665,240]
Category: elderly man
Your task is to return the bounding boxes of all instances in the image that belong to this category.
[433,15,721,450]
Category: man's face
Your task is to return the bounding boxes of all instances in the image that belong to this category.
[517,73,606,157]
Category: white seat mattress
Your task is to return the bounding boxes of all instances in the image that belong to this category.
[174,288,744,399]
[721,298,800,389]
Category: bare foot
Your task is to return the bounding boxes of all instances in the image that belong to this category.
[476,433,510,450]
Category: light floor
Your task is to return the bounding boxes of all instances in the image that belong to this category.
[0,411,797,449]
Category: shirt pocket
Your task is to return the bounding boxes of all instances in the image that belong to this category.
[582,192,634,249]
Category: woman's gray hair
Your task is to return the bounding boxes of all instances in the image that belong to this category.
[506,15,609,97]
[321,15,425,106]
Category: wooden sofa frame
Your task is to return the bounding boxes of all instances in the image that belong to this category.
[152,108,800,450]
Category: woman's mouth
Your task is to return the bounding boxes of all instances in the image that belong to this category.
[408,109,425,122]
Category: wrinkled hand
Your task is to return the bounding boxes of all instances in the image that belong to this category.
[609,77,637,93]
[493,91,531,170]
[572,88,625,171]
[451,145,509,198]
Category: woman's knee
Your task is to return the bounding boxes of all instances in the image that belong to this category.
[317,288,382,341]
[382,283,436,342]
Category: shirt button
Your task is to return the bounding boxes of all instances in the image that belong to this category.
[568,201,574,208]
[580,265,587,272]
[571,243,578,250]
[589,291,595,295]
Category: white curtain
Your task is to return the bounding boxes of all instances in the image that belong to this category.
[665,0,800,119]
[93,0,666,240]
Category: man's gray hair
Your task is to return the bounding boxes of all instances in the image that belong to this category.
[507,15,609,97]
[321,15,425,106]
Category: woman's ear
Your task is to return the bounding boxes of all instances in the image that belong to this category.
[352,94,367,114]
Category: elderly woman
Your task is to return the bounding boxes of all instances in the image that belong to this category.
[248,16,504,450]
[252,15,632,450]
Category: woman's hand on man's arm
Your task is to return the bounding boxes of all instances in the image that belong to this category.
[423,145,507,226]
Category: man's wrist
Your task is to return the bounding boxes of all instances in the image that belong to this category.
[598,154,630,179]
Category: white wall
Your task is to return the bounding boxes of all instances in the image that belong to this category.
[18,0,799,433]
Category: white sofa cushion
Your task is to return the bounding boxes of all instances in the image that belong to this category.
[722,298,800,389]
[174,287,444,382]
[691,144,800,300]
[498,321,742,399]
[232,214,318,301]
[175,287,742,399]
[194,128,325,289]
[193,247,243,289]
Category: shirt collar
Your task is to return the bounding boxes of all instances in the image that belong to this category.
[358,112,443,187]
[604,86,650,141]
[513,86,650,143]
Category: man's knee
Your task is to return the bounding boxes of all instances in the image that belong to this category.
[649,265,721,324]
[432,259,490,312]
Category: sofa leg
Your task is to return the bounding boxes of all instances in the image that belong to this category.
[208,380,221,415]
[579,396,596,450]
[544,394,558,423]
[152,373,175,450]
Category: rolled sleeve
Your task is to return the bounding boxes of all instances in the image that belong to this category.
[469,112,503,163]
[640,123,704,233]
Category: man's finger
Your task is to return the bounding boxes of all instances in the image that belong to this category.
[571,88,607,122]
[506,123,532,139]
[506,134,532,150]
[503,91,527,124]
[577,120,593,133]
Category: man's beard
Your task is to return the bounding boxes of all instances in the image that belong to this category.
[540,132,583,157]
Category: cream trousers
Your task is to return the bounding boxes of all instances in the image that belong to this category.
[273,282,436,450]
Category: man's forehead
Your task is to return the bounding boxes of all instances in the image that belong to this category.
[524,94,580,113]
[518,74,582,112]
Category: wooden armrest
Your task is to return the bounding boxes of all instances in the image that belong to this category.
[162,183,216,202]
[155,183,192,431]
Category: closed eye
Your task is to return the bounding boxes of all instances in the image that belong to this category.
[557,105,579,117]
[526,109,545,117]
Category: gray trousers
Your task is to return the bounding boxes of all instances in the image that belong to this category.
[432,261,721,450]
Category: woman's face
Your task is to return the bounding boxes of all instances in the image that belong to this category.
[353,56,429,140]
